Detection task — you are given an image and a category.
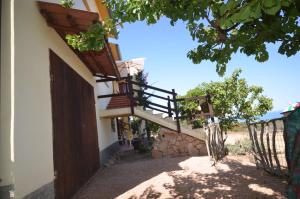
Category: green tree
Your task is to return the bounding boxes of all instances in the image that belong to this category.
[130,117,142,135]
[61,0,300,76]
[179,69,273,132]
[178,86,206,124]
[134,70,150,107]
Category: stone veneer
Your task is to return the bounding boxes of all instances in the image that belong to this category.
[152,128,208,158]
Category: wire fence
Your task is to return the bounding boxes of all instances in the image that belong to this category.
[248,118,288,177]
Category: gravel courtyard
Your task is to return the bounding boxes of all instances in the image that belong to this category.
[73,155,287,199]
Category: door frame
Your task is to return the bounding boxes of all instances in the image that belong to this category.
[49,50,100,198]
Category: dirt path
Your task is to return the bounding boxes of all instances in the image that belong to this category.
[73,155,287,199]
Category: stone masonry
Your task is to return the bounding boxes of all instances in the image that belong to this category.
[152,128,208,158]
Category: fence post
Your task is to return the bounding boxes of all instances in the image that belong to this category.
[260,123,271,170]
[266,123,275,173]
[247,122,259,166]
[127,74,134,115]
[272,120,282,173]
[167,96,172,117]
[172,89,181,133]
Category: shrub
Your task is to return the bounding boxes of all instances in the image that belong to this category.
[192,118,206,129]
[226,138,252,155]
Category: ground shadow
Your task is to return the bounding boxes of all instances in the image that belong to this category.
[73,156,287,199]
[162,158,287,198]
[73,156,186,199]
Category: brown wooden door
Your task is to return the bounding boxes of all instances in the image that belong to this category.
[50,50,100,199]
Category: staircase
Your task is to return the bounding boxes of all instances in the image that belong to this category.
[97,75,212,142]
[134,106,207,141]
[99,105,207,141]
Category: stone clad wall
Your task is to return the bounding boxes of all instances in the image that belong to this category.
[152,128,208,158]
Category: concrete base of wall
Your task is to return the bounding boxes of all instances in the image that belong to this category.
[100,141,120,166]
[0,184,14,199]
[152,129,208,158]
[23,181,54,199]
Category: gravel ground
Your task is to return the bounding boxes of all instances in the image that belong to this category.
[73,155,287,199]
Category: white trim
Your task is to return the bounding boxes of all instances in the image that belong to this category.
[10,0,14,163]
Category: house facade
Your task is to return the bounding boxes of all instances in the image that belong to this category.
[0,0,127,198]
[0,1,210,198]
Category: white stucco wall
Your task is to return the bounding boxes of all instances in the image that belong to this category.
[11,0,114,198]
[0,0,119,197]
[96,82,119,151]
[0,0,14,188]
[39,0,87,11]
[98,116,119,151]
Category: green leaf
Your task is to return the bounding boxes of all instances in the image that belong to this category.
[219,0,242,16]
[65,22,105,52]
[60,0,74,8]
[281,0,294,7]
[261,0,281,15]
[216,63,226,76]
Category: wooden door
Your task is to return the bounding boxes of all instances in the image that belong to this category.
[50,50,100,199]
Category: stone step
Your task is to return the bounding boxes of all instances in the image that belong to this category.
[136,106,144,110]
[146,110,153,114]
[164,117,174,122]
[133,107,206,141]
[154,113,164,118]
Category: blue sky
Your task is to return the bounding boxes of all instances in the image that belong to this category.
[115,17,299,112]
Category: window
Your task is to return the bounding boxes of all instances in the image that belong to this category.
[111,118,116,132]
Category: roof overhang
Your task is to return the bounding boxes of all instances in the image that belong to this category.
[37,1,120,77]
[109,43,122,61]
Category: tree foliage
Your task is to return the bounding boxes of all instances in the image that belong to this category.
[130,117,142,135]
[179,69,273,131]
[60,0,74,8]
[61,0,299,75]
[178,86,206,123]
[66,22,106,51]
[104,0,300,75]
[145,121,160,134]
[134,70,150,107]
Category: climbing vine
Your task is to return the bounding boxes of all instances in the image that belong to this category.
[66,22,106,52]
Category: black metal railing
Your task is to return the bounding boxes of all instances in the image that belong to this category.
[96,75,215,135]
[97,75,181,133]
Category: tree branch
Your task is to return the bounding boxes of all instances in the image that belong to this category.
[223,23,240,32]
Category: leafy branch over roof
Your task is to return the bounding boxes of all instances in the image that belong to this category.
[62,0,300,76]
